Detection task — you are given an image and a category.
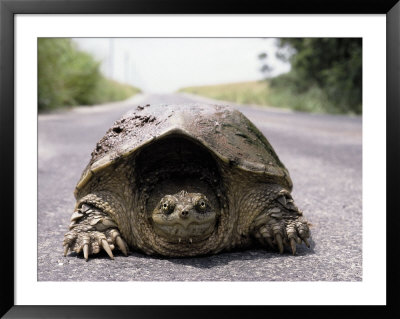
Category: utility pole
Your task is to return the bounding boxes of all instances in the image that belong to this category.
[124,51,129,83]
[109,38,114,79]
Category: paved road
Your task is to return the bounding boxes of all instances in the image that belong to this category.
[38,93,362,281]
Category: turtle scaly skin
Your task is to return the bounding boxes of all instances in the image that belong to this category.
[63,104,311,260]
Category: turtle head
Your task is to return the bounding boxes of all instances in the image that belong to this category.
[151,190,217,244]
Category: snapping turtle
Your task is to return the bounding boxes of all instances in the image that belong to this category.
[63,104,311,260]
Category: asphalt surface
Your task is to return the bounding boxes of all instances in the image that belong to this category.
[38,93,362,281]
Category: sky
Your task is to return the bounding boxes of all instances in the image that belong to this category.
[73,38,290,93]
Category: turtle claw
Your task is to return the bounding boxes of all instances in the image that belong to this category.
[63,245,69,257]
[116,236,128,256]
[83,244,89,261]
[105,229,129,257]
[275,233,284,254]
[255,215,311,255]
[265,236,274,249]
[290,238,297,255]
[63,226,128,261]
[101,239,114,259]
[302,237,310,248]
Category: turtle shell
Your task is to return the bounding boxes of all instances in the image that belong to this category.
[75,104,292,196]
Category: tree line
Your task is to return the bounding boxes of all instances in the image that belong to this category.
[260,38,362,114]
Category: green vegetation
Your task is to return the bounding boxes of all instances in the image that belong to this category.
[261,38,362,114]
[179,81,271,106]
[38,38,141,111]
[179,80,332,113]
[181,38,362,115]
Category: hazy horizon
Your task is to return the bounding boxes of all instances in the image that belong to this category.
[73,38,290,93]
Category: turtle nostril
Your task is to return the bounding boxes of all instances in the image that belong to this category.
[180,210,189,218]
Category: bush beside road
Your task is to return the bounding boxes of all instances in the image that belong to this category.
[38,38,141,111]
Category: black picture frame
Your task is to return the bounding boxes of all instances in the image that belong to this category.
[1,0,399,318]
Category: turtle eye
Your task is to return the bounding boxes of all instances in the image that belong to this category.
[161,201,174,213]
[197,199,207,211]
[160,196,176,214]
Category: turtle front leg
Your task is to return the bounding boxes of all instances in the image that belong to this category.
[63,204,129,261]
[251,190,311,255]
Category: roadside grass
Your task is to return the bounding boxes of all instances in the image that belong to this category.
[179,80,354,114]
[89,78,141,105]
[179,81,271,106]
